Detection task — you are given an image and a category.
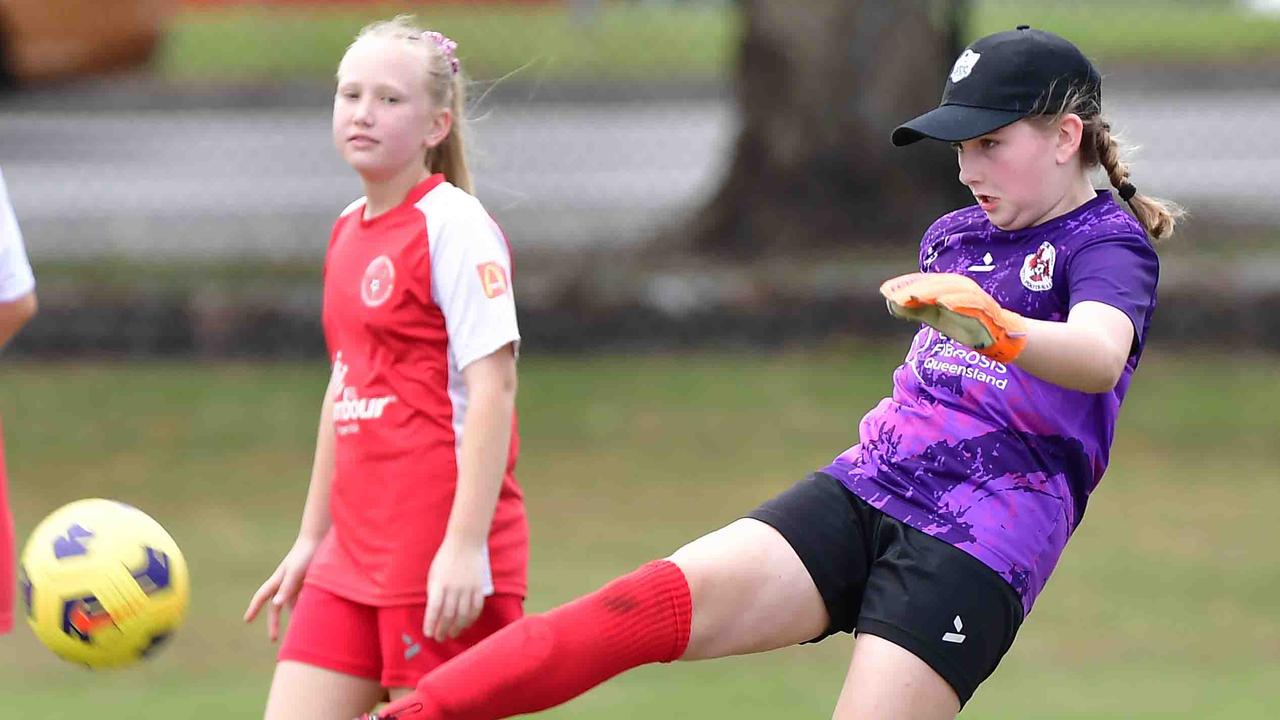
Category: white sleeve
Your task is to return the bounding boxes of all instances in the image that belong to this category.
[0,170,35,303]
[427,192,520,371]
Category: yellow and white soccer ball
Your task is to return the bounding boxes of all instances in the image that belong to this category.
[19,498,190,668]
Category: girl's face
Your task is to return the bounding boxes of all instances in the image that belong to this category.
[332,37,450,182]
[953,116,1085,231]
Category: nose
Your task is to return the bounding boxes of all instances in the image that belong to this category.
[353,97,374,127]
[957,152,978,188]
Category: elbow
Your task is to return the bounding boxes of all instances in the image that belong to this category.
[1079,375,1120,394]
[1080,357,1127,394]
[21,293,38,325]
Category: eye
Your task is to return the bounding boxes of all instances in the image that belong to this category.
[339,90,358,100]
[980,138,999,150]
[382,95,401,105]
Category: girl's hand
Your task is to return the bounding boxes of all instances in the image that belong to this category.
[243,536,320,642]
[881,272,1028,362]
[423,537,489,643]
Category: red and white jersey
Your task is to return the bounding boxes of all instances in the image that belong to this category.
[0,169,35,303]
[1,167,31,634]
[305,174,528,605]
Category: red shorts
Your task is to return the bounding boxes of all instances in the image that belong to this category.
[279,583,523,688]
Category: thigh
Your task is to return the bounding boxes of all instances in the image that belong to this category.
[377,593,524,689]
[832,634,959,720]
[856,517,1024,708]
[265,661,387,720]
[270,584,384,719]
[669,517,829,660]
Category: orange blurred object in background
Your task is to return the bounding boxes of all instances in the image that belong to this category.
[0,0,172,87]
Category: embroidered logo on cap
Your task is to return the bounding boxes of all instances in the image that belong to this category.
[949,49,981,83]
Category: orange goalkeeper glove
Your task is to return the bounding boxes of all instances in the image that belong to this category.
[879,272,1028,363]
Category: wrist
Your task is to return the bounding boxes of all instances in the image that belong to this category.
[976,307,1028,363]
[441,528,487,552]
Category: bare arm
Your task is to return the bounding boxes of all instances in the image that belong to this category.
[424,342,518,642]
[1015,301,1135,393]
[296,387,338,543]
[445,342,517,550]
[0,291,36,350]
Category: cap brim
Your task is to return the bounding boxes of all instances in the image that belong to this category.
[891,105,1027,147]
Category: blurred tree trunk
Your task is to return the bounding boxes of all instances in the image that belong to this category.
[687,0,969,257]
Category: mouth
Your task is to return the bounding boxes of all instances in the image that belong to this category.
[974,194,999,211]
[347,134,378,148]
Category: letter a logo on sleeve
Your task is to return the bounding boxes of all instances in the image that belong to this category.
[477,262,509,299]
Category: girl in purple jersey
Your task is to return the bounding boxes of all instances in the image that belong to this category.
[359,26,1179,720]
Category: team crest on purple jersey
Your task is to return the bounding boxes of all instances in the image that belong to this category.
[1020,241,1056,291]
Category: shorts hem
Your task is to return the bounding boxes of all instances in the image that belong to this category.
[856,617,975,707]
[381,672,427,690]
[304,577,528,607]
[277,648,381,684]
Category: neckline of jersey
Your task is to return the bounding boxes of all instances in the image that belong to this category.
[358,173,447,228]
[989,189,1113,241]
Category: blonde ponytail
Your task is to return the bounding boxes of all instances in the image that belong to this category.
[428,71,472,194]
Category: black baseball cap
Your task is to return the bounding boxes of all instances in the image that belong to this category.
[891,26,1101,146]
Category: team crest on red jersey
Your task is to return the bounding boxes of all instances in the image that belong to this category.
[1020,241,1056,292]
[361,255,396,307]
[477,262,509,299]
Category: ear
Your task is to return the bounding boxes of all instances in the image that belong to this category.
[1055,113,1084,165]
[424,108,453,150]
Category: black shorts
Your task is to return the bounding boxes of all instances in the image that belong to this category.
[746,472,1024,706]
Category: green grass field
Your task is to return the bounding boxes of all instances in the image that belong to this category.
[157,2,739,82]
[973,0,1280,63]
[157,1,1280,83]
[1,350,1277,718]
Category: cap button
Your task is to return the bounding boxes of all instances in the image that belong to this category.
[1016,24,1031,30]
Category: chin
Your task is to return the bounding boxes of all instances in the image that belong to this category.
[987,211,1030,232]
[346,158,394,181]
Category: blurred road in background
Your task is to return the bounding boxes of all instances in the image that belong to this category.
[0,87,1275,260]
[0,94,736,260]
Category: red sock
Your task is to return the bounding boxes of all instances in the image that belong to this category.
[377,560,692,720]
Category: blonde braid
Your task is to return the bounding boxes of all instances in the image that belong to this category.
[1092,119,1184,241]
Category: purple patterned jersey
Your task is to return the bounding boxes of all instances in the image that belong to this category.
[824,191,1158,615]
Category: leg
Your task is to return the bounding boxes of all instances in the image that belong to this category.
[369,473,864,720]
[271,584,385,719]
[672,518,829,659]
[264,661,386,720]
[372,520,830,719]
[832,506,1026,718]
[832,634,959,720]
[387,687,415,703]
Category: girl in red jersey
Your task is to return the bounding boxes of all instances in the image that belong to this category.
[244,17,528,719]
[0,167,38,637]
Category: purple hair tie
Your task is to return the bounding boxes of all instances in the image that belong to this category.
[421,31,459,75]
